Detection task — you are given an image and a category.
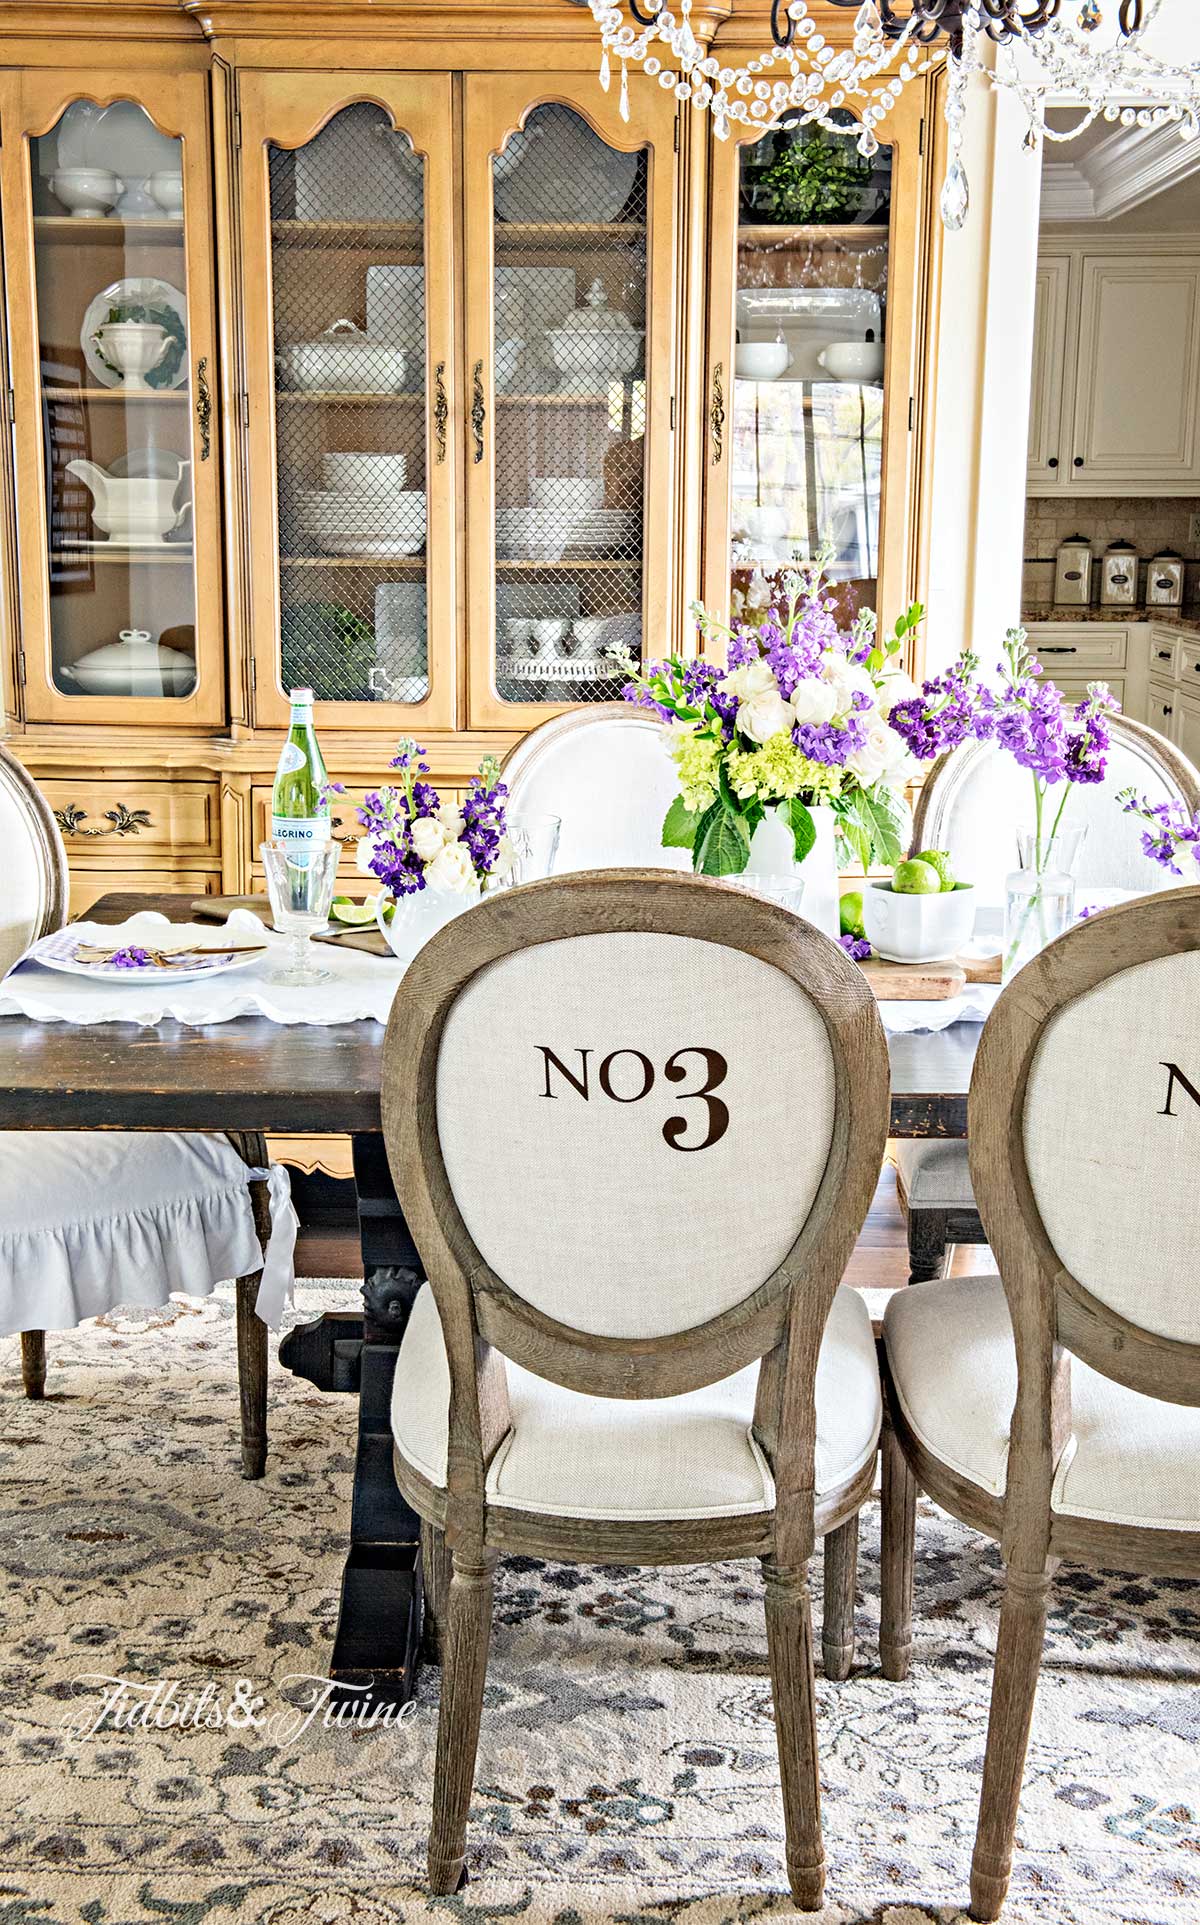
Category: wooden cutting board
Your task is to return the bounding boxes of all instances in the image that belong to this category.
[190,894,392,957]
[860,949,1001,1000]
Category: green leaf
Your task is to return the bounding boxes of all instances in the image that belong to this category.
[840,785,910,872]
[661,796,701,850]
[696,805,751,877]
[777,797,816,864]
[689,800,722,871]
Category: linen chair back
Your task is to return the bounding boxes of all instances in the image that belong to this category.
[969,892,1200,1542]
[500,704,692,873]
[382,871,889,1541]
[912,715,1200,910]
[0,747,68,976]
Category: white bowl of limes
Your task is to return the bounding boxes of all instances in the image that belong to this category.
[862,850,975,963]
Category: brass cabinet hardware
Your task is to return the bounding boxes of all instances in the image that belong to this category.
[195,357,212,462]
[54,802,152,839]
[471,359,486,465]
[710,361,725,465]
[433,361,449,465]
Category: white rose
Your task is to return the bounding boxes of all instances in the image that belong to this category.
[878,668,920,716]
[847,720,896,786]
[438,803,464,839]
[356,834,380,876]
[425,841,477,894]
[790,677,838,727]
[719,657,777,704]
[738,688,793,745]
[411,814,452,863]
[824,657,876,713]
[491,832,516,881]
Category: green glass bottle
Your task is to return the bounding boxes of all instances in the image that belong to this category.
[271,687,331,865]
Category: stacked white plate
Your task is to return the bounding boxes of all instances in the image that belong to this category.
[495,507,640,562]
[298,488,426,558]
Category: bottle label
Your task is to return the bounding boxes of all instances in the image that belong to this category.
[276,742,306,775]
[271,815,331,868]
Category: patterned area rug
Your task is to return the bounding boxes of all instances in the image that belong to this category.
[0,1283,1196,1925]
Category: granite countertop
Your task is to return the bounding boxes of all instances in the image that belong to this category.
[1022,605,1200,635]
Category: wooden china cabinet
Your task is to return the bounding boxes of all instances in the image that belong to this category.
[0,0,940,1173]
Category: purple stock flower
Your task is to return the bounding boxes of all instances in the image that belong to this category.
[839,933,872,961]
[108,946,153,968]
[888,653,984,762]
[1119,789,1200,877]
[355,744,509,895]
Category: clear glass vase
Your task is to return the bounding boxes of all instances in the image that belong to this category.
[1003,823,1087,984]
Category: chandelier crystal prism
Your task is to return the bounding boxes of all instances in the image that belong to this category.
[585,1,1200,230]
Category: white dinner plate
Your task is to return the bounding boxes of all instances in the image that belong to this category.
[23,918,265,985]
[494,105,638,224]
[81,275,188,391]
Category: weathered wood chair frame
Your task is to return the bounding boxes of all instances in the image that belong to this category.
[0,744,273,1477]
[381,869,892,1905]
[898,715,1200,1284]
[879,889,1200,1919]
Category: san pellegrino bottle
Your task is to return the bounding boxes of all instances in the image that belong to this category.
[271,687,331,865]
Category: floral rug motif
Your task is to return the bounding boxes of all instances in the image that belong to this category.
[0,1284,1196,1925]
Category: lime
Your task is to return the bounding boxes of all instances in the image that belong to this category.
[892,858,941,896]
[839,889,864,938]
[913,847,956,892]
[331,894,379,926]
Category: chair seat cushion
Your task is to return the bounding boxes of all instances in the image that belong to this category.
[894,1138,977,1212]
[884,1274,1200,1531]
[0,1131,268,1336]
[392,1283,882,1522]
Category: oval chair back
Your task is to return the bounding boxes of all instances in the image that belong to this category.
[911,714,1200,911]
[501,703,692,873]
[0,746,69,976]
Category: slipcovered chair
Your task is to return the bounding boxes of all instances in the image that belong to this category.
[381,870,891,1902]
[500,702,691,872]
[896,714,1200,1284]
[0,745,294,1477]
[879,891,1200,1919]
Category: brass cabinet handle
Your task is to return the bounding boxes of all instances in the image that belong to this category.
[433,361,448,465]
[471,359,486,465]
[195,357,212,462]
[55,802,152,839]
[710,360,726,465]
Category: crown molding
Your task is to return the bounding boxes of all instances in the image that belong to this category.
[1041,119,1200,224]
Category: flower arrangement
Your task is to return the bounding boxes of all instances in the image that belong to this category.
[354,740,514,897]
[616,554,924,881]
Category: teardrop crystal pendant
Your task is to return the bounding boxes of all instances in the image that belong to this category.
[856,0,883,31]
[1077,0,1102,29]
[619,60,630,123]
[599,47,611,93]
[940,156,969,230]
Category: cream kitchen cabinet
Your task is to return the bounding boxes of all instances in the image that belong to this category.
[1172,689,1200,769]
[1024,620,1147,723]
[1028,239,1200,497]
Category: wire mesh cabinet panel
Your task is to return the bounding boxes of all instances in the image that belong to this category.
[238,73,457,732]
[700,77,930,647]
[463,74,678,730]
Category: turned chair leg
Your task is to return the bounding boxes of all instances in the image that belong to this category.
[762,1557,825,1911]
[428,1548,497,1894]
[234,1273,268,1480]
[420,1518,453,1665]
[880,1416,917,1681]
[821,1512,859,1680]
[969,1563,1054,1922]
[907,1206,950,1285]
[20,1331,46,1401]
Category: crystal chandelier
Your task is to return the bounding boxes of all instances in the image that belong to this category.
[585,2,1200,229]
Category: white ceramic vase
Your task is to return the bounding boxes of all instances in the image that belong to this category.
[747,802,840,939]
[376,883,480,968]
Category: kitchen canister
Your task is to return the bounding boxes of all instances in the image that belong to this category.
[1053,534,1093,607]
[1147,550,1185,608]
[1099,538,1139,608]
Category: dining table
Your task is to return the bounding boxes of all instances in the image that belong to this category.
[0,889,979,1705]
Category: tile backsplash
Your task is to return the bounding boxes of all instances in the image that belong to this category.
[1023,496,1200,609]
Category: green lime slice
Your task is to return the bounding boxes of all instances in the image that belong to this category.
[330,895,379,926]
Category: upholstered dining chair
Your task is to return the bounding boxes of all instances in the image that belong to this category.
[897,714,1200,1284]
[879,890,1200,1919]
[500,701,691,872]
[381,869,891,1903]
[0,744,293,1477]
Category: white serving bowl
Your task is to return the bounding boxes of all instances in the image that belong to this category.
[51,167,122,218]
[531,476,604,514]
[817,340,885,381]
[862,881,977,964]
[148,171,184,217]
[546,326,642,391]
[736,340,791,380]
[322,453,407,493]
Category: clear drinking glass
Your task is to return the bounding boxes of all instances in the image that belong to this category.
[725,871,807,915]
[501,811,562,886]
[1003,823,1087,984]
[261,840,341,984]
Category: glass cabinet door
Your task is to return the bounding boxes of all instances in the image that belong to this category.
[702,87,929,640]
[463,75,678,729]
[0,73,223,723]
[238,74,457,732]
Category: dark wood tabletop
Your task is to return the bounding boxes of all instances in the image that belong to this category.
[0,892,976,1137]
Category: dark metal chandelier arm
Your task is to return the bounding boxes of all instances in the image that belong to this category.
[770,0,796,48]
[827,0,1067,46]
[627,0,664,25]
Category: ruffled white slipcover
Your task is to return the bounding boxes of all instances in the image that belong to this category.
[0,1131,296,1336]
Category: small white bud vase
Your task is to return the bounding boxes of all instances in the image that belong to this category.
[375,882,481,969]
[1003,823,1087,984]
[747,803,840,938]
